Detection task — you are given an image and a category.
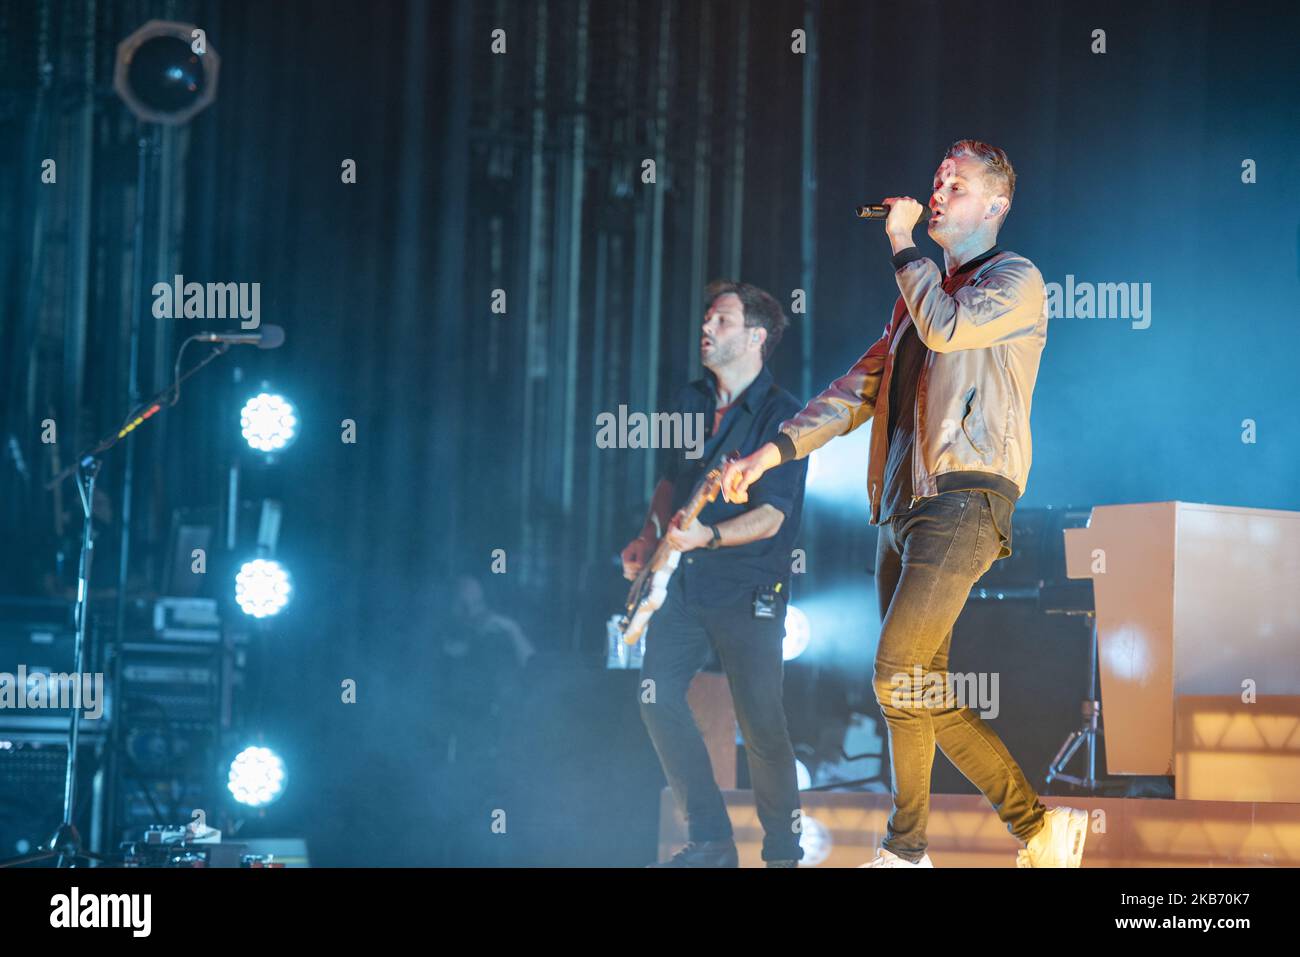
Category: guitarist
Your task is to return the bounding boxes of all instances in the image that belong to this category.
[620,280,809,868]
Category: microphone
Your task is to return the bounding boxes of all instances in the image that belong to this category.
[855,203,933,222]
[192,325,285,349]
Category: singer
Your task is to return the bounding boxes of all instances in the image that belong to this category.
[722,140,1088,868]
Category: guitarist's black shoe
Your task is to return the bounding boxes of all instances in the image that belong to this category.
[646,839,739,868]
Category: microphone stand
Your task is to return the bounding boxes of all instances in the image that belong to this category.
[0,338,233,868]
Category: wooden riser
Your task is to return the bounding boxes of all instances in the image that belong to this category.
[658,790,1300,867]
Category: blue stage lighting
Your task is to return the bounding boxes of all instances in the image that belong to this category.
[796,759,812,791]
[227,745,287,807]
[783,604,811,661]
[235,558,292,618]
[240,392,298,453]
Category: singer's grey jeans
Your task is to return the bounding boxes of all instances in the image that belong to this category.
[873,489,1046,862]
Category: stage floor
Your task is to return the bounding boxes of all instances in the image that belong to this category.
[658,790,1300,866]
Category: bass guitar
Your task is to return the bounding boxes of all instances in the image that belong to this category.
[618,451,739,646]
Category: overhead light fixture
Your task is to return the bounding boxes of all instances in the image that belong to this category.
[114,20,220,125]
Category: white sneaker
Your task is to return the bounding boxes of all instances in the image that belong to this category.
[858,847,934,868]
[1016,806,1088,868]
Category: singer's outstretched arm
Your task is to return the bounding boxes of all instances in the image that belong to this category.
[771,325,891,463]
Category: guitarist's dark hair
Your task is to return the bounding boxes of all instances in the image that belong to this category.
[703,279,789,362]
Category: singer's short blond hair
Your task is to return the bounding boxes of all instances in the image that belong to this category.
[944,139,1016,224]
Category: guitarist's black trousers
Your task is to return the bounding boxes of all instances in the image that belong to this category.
[639,574,803,862]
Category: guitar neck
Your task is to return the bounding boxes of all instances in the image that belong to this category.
[620,454,740,635]
[626,455,734,596]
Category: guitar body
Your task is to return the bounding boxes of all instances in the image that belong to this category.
[618,452,738,647]
[620,550,679,646]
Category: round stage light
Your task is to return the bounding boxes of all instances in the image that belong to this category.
[796,759,812,791]
[798,814,833,866]
[227,746,287,808]
[783,604,811,661]
[240,392,298,453]
[114,20,220,125]
[234,558,292,618]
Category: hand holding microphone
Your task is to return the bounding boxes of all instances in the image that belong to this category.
[875,197,927,237]
[855,200,932,223]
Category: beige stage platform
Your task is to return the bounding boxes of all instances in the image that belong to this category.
[663,501,1300,867]
[657,790,1300,867]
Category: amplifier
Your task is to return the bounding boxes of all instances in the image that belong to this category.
[151,597,221,643]
[113,638,244,841]
[970,505,1093,596]
[120,641,231,729]
[0,737,106,858]
[0,597,111,732]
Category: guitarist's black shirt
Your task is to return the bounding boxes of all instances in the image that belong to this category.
[660,363,808,608]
